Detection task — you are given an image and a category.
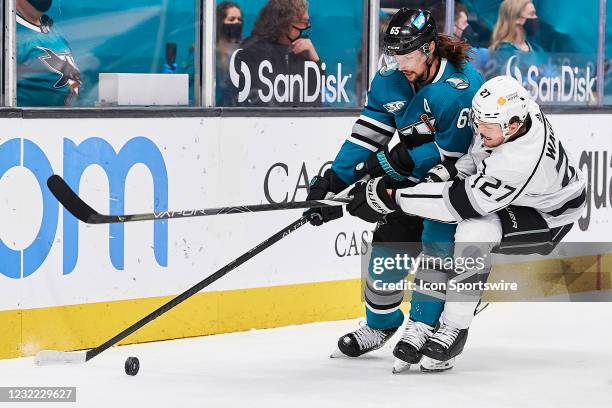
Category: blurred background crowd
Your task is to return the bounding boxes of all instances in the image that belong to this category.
[12,0,611,108]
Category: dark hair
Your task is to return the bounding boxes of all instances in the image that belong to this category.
[435,33,472,67]
[216,1,241,40]
[251,0,308,41]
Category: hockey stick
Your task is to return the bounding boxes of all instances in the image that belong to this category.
[47,174,350,224]
[35,214,311,365]
[35,178,362,366]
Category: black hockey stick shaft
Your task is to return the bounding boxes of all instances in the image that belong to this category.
[85,214,310,362]
[47,175,350,224]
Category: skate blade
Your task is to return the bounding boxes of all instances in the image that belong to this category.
[420,356,454,372]
[391,358,411,374]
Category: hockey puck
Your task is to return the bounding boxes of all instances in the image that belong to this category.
[124,357,140,376]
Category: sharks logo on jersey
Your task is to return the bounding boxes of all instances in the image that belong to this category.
[37,47,81,93]
[383,100,406,113]
[399,114,437,136]
[445,73,470,90]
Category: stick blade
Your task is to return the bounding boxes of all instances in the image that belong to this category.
[34,350,87,366]
[47,175,99,223]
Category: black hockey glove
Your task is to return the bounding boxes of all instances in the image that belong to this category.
[304,169,349,226]
[354,139,414,185]
[346,177,399,224]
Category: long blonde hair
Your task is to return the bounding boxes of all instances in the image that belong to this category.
[489,0,532,52]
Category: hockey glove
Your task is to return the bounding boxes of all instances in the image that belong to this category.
[355,137,414,184]
[304,169,349,226]
[423,161,458,183]
[346,177,399,224]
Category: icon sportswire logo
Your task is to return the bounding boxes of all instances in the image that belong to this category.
[228,48,351,104]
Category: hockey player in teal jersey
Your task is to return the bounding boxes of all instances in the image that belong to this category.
[305,9,483,372]
[16,0,81,107]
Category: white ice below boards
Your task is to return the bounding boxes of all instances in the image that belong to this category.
[0,301,610,408]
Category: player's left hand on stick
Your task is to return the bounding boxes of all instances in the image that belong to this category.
[346,177,399,223]
[304,169,348,226]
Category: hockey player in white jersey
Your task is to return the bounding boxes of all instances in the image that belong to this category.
[346,75,586,371]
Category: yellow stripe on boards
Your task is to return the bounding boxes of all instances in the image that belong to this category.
[2,279,365,360]
[0,310,22,358]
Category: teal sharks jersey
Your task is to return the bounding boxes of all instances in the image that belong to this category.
[16,14,81,107]
[331,58,484,183]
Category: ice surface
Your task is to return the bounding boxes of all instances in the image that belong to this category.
[0,302,611,408]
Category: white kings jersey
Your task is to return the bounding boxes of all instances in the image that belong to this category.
[393,100,586,229]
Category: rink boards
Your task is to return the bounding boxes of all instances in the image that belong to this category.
[0,114,610,359]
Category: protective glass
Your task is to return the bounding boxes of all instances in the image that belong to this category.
[382,47,399,71]
[382,47,423,71]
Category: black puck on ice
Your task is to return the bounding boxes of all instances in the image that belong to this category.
[124,357,140,376]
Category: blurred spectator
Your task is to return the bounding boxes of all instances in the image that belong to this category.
[163,42,178,74]
[217,2,243,68]
[489,0,542,53]
[453,3,470,40]
[229,0,323,107]
[16,0,81,106]
[216,2,243,105]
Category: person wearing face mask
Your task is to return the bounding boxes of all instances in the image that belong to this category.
[216,2,243,106]
[16,0,81,106]
[227,0,323,107]
[489,0,543,54]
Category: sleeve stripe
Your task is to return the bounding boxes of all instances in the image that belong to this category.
[352,123,392,145]
[400,193,443,199]
[544,189,586,217]
[350,132,383,149]
[347,135,379,152]
[359,113,396,133]
[442,182,463,220]
[448,179,483,219]
[356,118,395,138]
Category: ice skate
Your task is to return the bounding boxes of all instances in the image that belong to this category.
[330,323,397,358]
[420,320,468,372]
[391,319,434,373]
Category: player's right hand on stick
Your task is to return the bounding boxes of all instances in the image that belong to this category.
[304,169,348,226]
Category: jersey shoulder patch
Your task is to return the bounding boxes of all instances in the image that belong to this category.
[383,100,406,113]
[444,72,470,90]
